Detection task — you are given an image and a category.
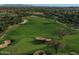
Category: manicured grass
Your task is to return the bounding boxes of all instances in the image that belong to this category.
[0,16,64,54]
[63,33,79,54]
[0,16,78,55]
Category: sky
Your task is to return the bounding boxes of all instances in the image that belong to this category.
[0,4,79,7]
[32,4,79,7]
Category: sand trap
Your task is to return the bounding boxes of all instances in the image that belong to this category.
[0,40,11,48]
[19,19,28,24]
[35,36,52,42]
[35,37,46,41]
[33,50,47,55]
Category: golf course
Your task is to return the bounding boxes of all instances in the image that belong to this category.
[0,15,79,55]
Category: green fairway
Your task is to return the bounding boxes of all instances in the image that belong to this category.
[63,33,79,54]
[0,16,62,54]
[0,16,79,55]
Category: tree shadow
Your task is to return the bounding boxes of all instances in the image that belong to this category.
[30,40,46,45]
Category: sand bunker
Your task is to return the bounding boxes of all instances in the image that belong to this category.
[33,50,47,55]
[35,36,52,42]
[0,40,11,48]
[19,19,28,24]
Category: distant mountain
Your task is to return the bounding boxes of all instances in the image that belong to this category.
[0,4,33,8]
